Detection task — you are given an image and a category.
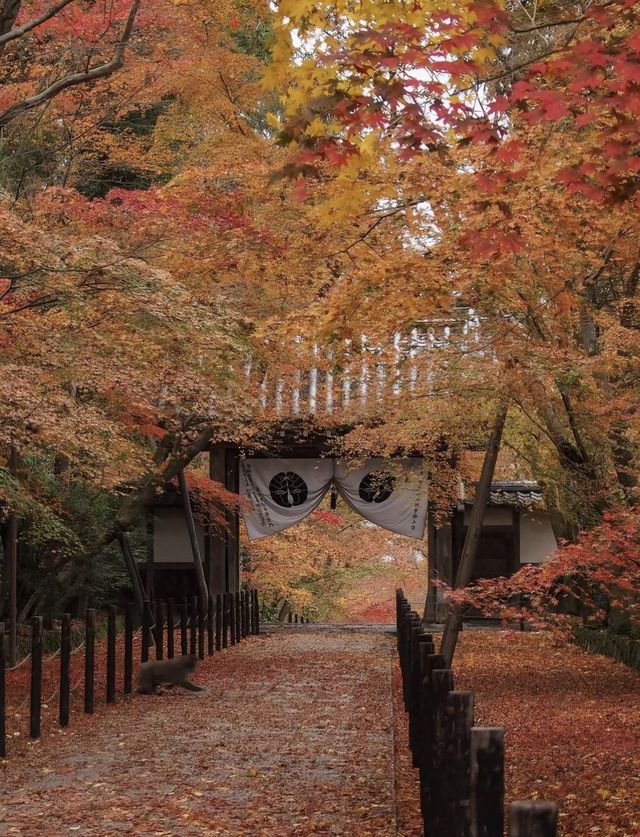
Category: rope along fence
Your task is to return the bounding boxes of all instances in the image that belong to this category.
[0,589,260,758]
[396,588,558,837]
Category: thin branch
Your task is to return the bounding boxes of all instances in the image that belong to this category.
[0,0,140,128]
[509,0,617,34]
[509,15,588,33]
[0,0,76,50]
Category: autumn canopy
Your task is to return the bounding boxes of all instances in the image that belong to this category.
[0,0,637,635]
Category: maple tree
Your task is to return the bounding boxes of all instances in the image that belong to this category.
[0,4,639,834]
[0,0,638,644]
[0,0,276,605]
[449,506,640,636]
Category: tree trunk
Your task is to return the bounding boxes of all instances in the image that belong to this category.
[440,401,509,666]
[178,469,209,601]
[18,589,41,622]
[1,0,22,38]
[6,446,18,666]
[118,532,147,612]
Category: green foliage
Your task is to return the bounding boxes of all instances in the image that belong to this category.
[230,18,273,63]
[1,454,144,616]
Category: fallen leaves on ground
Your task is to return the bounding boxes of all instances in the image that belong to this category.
[454,631,640,837]
[1,629,398,836]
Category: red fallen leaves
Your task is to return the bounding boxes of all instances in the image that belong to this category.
[454,631,640,837]
[311,508,344,526]
[392,662,423,837]
[3,630,144,758]
[1,630,399,836]
[394,631,640,836]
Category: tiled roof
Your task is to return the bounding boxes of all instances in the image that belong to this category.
[468,481,545,508]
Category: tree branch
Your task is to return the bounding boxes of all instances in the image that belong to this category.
[0,0,140,128]
[0,0,76,50]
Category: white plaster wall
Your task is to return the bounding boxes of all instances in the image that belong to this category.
[153,507,205,563]
[463,506,513,526]
[519,510,557,564]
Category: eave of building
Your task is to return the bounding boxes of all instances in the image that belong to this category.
[463,480,545,509]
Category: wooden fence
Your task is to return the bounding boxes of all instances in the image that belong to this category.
[287,612,311,624]
[573,625,640,672]
[0,589,260,758]
[396,589,558,837]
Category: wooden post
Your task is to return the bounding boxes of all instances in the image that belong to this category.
[253,589,260,635]
[417,654,447,828]
[124,603,134,694]
[222,593,229,648]
[441,692,474,837]
[29,616,43,739]
[230,592,237,645]
[167,599,175,659]
[145,514,155,602]
[190,596,197,656]
[0,622,6,756]
[180,599,188,655]
[471,727,504,837]
[6,447,18,667]
[509,802,558,837]
[141,601,151,662]
[154,601,164,661]
[59,614,71,726]
[412,634,435,768]
[236,593,242,642]
[244,591,250,637]
[216,594,222,651]
[198,596,206,660]
[178,470,209,601]
[106,605,117,704]
[84,608,96,714]
[408,624,427,764]
[441,401,508,665]
[403,613,421,708]
[427,668,455,832]
[207,596,214,656]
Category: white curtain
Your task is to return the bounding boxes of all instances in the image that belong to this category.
[240,457,428,540]
[334,458,428,538]
[240,458,333,539]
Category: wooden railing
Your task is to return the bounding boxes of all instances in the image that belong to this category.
[0,590,259,757]
[247,311,482,418]
[396,589,558,837]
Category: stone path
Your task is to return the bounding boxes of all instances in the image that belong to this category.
[0,629,399,836]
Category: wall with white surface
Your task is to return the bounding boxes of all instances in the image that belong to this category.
[519,510,557,564]
[153,507,205,563]
[463,506,514,526]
